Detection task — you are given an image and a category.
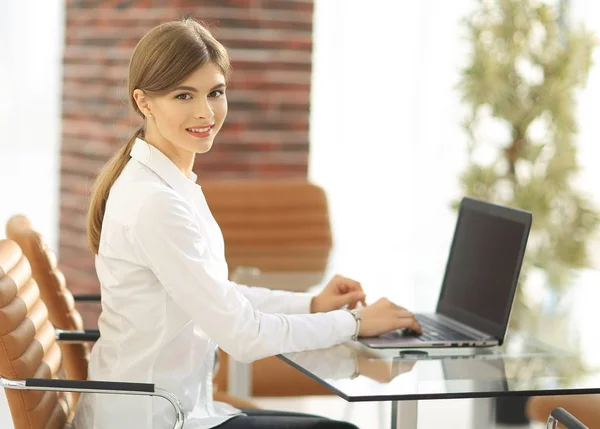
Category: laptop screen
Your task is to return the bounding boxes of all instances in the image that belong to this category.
[437,198,531,341]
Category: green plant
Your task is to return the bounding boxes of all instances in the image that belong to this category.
[457,0,599,339]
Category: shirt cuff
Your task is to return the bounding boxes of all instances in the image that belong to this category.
[285,292,315,314]
[332,309,359,341]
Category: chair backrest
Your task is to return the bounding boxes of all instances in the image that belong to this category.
[201,179,333,274]
[6,215,90,384]
[0,239,73,429]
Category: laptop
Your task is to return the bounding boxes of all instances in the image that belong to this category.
[360,196,532,349]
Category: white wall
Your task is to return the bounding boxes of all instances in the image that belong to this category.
[309,0,600,310]
[0,1,64,425]
[0,0,64,250]
[309,0,474,308]
[570,1,600,226]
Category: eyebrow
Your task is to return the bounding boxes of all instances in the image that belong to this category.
[172,83,226,92]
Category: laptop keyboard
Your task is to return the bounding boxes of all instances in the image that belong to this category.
[412,315,474,341]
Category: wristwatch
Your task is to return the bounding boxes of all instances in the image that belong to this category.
[345,308,361,341]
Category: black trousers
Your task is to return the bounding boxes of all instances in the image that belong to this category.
[214,407,360,429]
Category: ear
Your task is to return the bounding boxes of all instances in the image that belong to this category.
[133,89,153,118]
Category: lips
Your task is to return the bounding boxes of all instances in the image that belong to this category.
[186,125,214,139]
[186,125,213,133]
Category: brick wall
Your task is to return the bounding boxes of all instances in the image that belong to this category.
[59,0,314,307]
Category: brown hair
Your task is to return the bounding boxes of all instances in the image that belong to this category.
[86,18,231,254]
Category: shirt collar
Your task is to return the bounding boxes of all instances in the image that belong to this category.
[130,138,199,197]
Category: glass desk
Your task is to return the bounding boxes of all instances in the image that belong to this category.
[278,337,600,429]
[226,266,600,428]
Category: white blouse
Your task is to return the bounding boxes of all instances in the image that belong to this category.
[72,138,356,429]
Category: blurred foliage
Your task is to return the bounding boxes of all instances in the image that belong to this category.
[456,0,599,382]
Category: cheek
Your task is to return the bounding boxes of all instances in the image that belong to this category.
[158,106,188,130]
[216,100,228,124]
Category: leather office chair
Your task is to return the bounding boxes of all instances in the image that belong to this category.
[0,239,184,429]
[202,179,333,275]
[6,215,91,385]
[527,395,600,428]
[6,214,258,410]
[202,179,333,397]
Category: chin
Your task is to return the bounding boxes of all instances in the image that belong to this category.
[195,140,214,154]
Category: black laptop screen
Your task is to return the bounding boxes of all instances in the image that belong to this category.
[437,199,530,340]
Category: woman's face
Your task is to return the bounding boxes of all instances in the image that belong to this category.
[133,63,228,172]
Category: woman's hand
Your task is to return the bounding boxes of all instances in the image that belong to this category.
[310,274,367,313]
[358,298,422,337]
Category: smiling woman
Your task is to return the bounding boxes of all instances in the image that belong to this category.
[132,66,228,175]
[75,17,418,429]
[86,19,231,255]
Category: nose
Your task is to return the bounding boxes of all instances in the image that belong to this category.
[195,97,214,119]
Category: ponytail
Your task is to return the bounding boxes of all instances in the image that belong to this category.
[86,127,143,254]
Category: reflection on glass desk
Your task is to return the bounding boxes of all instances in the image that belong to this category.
[278,335,600,429]
[280,336,598,402]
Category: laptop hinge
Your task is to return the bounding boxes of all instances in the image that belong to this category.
[432,313,496,341]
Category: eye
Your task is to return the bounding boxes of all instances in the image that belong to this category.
[209,89,225,98]
[175,93,192,100]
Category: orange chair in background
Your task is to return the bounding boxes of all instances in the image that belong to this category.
[201,179,333,275]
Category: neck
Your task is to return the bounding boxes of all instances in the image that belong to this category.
[143,130,195,178]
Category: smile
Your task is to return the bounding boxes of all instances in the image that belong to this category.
[186,125,214,138]
[187,126,212,133]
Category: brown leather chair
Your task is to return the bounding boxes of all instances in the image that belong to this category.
[6,215,90,385]
[202,179,333,275]
[527,395,600,428]
[0,239,184,429]
[6,214,258,410]
[203,179,333,397]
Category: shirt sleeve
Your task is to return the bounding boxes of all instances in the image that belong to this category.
[232,283,314,314]
[131,190,356,363]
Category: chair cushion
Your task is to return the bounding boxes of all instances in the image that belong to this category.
[0,239,73,429]
[7,215,91,383]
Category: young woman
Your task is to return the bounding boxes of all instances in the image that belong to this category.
[72,18,421,429]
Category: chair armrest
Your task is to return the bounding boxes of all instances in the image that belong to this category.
[26,378,154,392]
[0,376,184,429]
[73,293,101,302]
[548,407,588,429]
[55,329,100,342]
